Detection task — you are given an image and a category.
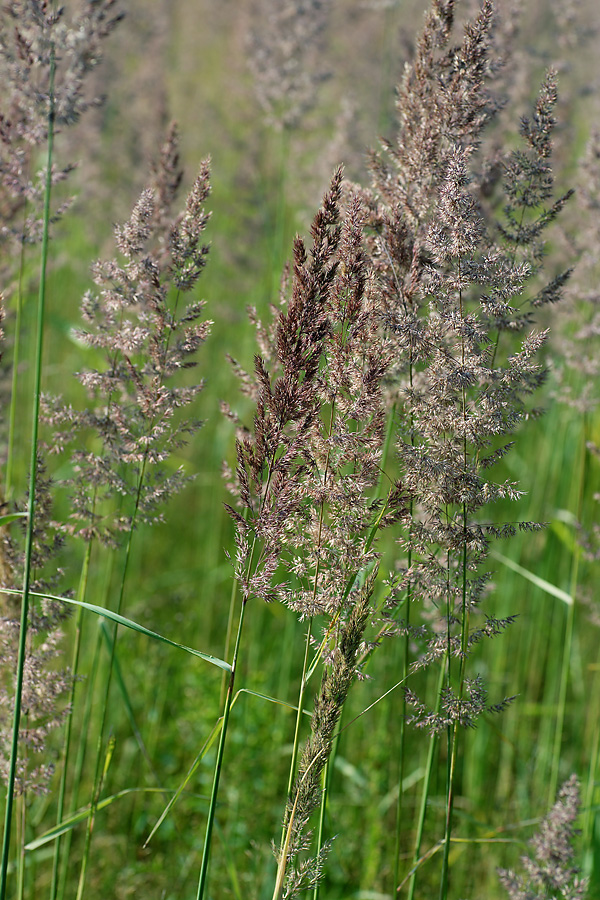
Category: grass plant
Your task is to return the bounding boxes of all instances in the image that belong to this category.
[0,1,597,898]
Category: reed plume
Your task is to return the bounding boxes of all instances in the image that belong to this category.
[226,169,406,897]
[353,0,570,732]
[39,126,212,900]
[42,126,212,544]
[345,1,572,893]
[498,775,588,900]
[246,0,333,131]
[0,0,123,253]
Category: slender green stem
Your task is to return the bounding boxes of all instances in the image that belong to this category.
[220,572,239,708]
[196,597,248,900]
[5,228,28,500]
[281,619,314,853]
[312,705,343,900]
[439,542,455,900]
[407,662,446,900]
[57,596,104,900]
[393,504,412,892]
[440,296,470,899]
[549,415,586,802]
[76,458,148,900]
[197,448,273,900]
[439,721,459,900]
[439,528,468,900]
[312,763,329,900]
[273,743,330,900]
[0,48,55,900]
[50,538,93,900]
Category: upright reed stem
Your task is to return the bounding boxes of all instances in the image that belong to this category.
[407,662,445,900]
[549,415,586,803]
[0,47,55,900]
[5,233,28,500]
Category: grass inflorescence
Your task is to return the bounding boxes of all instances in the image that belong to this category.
[0,1,597,898]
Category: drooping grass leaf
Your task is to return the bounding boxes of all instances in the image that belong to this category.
[25,788,176,852]
[0,512,28,527]
[0,588,231,671]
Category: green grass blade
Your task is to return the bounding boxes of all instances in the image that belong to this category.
[491,551,573,606]
[25,788,175,851]
[237,688,311,713]
[0,513,27,527]
[145,687,305,850]
[99,621,163,774]
[0,588,231,671]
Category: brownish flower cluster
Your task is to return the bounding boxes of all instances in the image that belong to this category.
[43,126,212,544]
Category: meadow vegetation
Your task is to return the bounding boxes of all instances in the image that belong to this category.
[0,1,599,898]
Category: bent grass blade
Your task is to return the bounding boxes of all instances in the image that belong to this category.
[26,694,304,856]
[0,588,231,671]
[0,513,28,527]
[491,550,573,605]
[25,788,175,852]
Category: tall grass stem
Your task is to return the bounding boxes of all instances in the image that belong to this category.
[549,418,586,802]
[5,235,28,500]
[75,459,147,900]
[0,46,55,900]
[407,662,445,900]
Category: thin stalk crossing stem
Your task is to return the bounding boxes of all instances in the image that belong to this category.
[406,661,446,900]
[196,597,248,900]
[75,457,148,900]
[50,537,93,900]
